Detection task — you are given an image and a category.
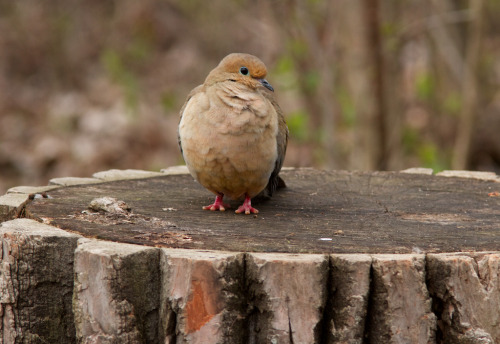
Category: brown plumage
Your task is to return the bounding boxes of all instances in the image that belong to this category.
[178,53,288,214]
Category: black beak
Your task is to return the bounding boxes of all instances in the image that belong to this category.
[259,79,274,92]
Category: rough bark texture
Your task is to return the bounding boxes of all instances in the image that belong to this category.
[245,253,329,344]
[0,167,499,343]
[368,254,436,344]
[159,249,245,344]
[1,218,500,343]
[328,254,371,343]
[427,252,500,344]
[0,194,30,223]
[73,239,160,344]
[0,218,81,344]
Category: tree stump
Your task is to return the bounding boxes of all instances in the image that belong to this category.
[1,166,499,344]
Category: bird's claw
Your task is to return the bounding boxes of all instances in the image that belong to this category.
[203,203,230,211]
[203,194,230,212]
[235,195,258,215]
[235,205,259,215]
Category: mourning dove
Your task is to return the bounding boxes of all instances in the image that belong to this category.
[178,53,288,214]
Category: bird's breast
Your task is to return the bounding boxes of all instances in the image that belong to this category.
[179,91,279,199]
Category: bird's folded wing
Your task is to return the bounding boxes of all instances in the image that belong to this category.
[178,84,204,155]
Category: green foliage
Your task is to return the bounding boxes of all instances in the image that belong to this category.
[127,36,152,63]
[176,155,186,166]
[313,146,327,165]
[272,55,297,91]
[100,29,153,114]
[175,0,205,14]
[415,72,435,102]
[381,22,397,37]
[417,142,448,172]
[101,49,139,113]
[161,92,177,113]
[443,92,462,116]
[337,88,356,127]
[287,38,309,59]
[381,21,400,52]
[304,70,320,93]
[418,143,436,168]
[404,125,450,173]
[52,10,72,37]
[313,126,327,145]
[287,110,309,142]
[274,55,294,75]
[402,127,419,153]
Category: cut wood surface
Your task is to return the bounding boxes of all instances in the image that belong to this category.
[1,167,500,344]
[23,168,500,254]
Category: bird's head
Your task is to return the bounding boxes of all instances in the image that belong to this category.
[205,53,274,92]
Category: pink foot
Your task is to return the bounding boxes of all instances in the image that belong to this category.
[203,194,231,212]
[235,195,259,215]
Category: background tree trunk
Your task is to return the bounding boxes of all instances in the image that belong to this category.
[452,0,484,169]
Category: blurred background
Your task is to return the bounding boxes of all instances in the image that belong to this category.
[1,0,500,194]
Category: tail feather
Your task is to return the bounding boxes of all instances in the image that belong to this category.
[257,174,286,200]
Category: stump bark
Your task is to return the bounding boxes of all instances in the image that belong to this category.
[0,166,499,344]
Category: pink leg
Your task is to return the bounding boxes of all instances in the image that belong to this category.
[235,194,259,215]
[203,193,231,211]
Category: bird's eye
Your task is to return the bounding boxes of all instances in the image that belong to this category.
[239,67,249,76]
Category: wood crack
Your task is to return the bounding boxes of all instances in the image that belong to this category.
[362,260,375,344]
